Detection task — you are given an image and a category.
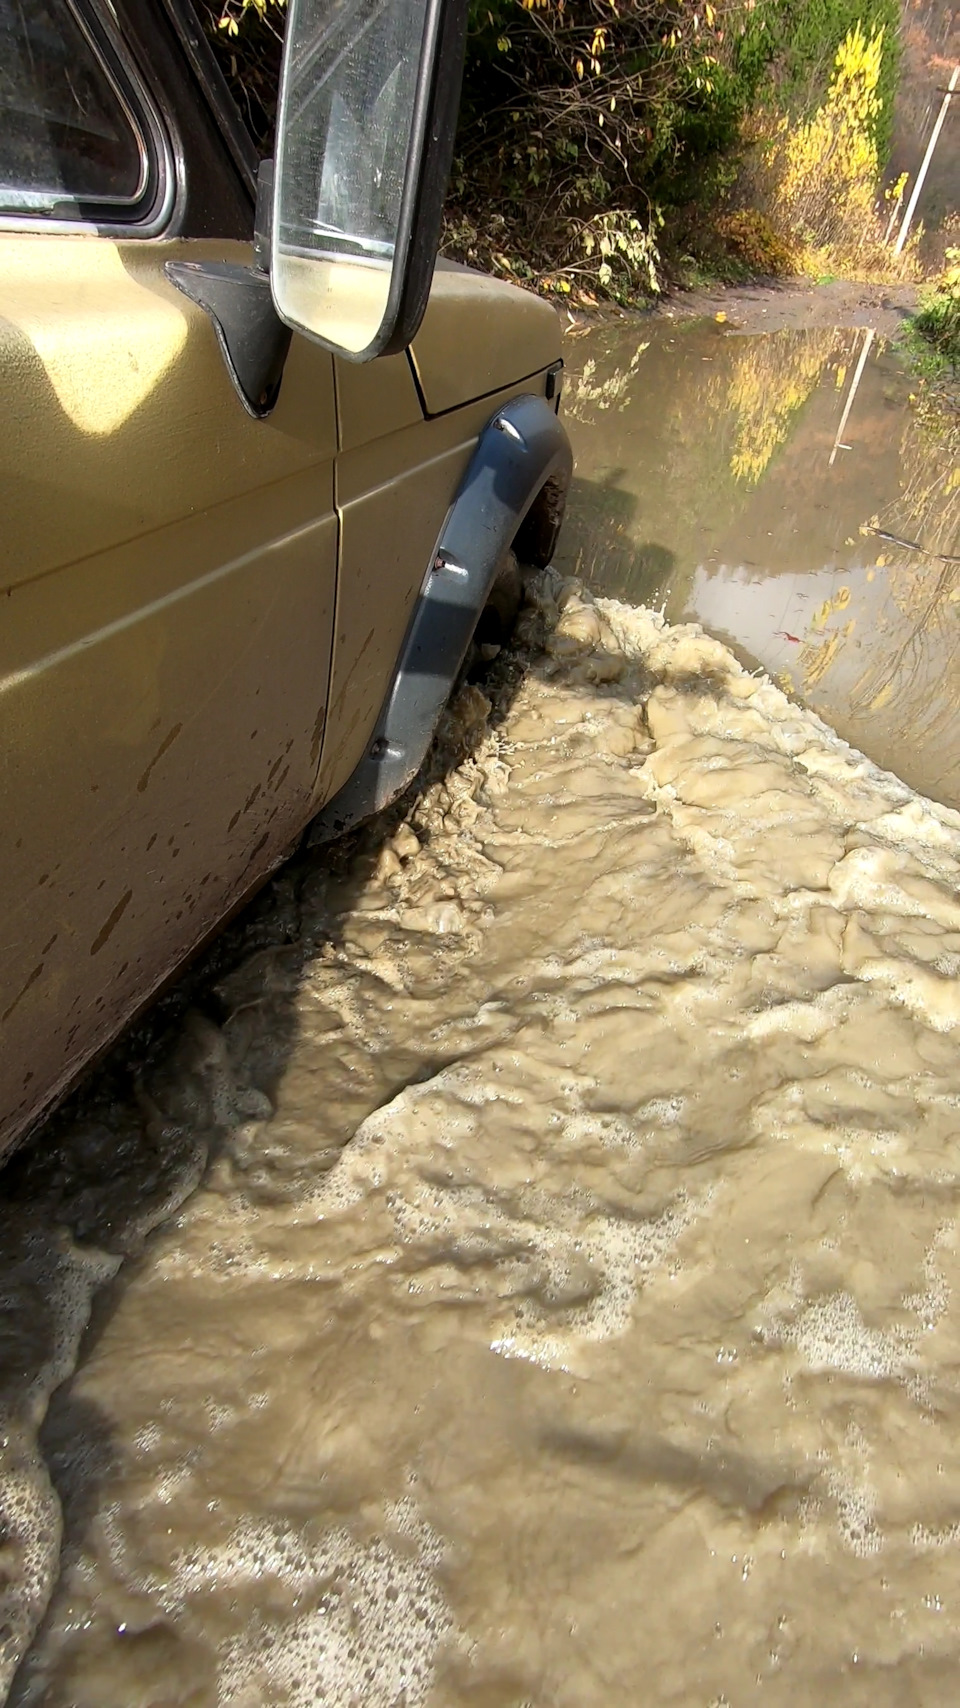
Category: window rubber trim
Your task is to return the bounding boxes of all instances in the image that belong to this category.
[0,0,177,237]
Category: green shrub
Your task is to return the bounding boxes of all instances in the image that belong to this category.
[911,251,960,371]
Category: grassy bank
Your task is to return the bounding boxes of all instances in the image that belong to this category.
[905,251,960,371]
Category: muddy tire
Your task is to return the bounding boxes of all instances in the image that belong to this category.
[479,550,523,646]
[462,551,523,681]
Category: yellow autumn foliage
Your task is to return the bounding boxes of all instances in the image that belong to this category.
[218,0,285,38]
[739,23,917,278]
[773,23,883,247]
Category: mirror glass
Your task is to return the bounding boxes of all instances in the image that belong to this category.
[272,0,431,358]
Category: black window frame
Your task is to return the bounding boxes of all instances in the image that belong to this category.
[157,0,259,200]
[0,0,176,235]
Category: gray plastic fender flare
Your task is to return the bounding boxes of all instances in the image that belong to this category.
[309,390,572,844]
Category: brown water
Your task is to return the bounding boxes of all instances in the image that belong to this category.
[2,334,960,1706]
[556,317,960,808]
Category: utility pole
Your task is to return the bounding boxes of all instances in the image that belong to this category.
[893,63,959,257]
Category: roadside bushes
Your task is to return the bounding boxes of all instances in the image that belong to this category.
[446,0,739,300]
[201,0,907,302]
[448,0,905,296]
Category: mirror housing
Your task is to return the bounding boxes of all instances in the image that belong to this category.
[271,0,469,362]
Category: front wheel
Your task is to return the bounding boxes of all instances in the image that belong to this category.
[463,550,522,680]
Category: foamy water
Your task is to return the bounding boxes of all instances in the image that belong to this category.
[7,571,960,1704]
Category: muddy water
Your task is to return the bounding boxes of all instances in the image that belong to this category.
[4,565,960,1704]
[557,317,960,808]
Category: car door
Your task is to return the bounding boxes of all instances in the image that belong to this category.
[0,0,338,1143]
[320,351,474,803]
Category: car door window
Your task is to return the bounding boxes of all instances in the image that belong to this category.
[0,0,150,216]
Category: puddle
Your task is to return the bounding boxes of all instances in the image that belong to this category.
[557,317,960,807]
[5,564,960,1705]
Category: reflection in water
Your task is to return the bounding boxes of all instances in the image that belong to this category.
[7,575,960,1704]
[723,327,840,486]
[558,316,960,807]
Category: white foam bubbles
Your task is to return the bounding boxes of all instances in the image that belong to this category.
[166,1504,457,1708]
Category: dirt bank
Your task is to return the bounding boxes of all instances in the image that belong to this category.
[660,278,920,336]
[566,278,920,338]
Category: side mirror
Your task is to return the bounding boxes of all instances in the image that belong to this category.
[271,0,469,362]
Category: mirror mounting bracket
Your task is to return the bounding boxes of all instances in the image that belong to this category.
[164,162,291,418]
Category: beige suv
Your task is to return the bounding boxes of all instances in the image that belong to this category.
[0,0,571,1152]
